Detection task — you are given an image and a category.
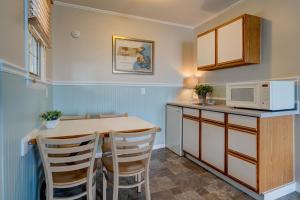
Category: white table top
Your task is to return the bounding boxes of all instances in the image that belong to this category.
[29,116,160,144]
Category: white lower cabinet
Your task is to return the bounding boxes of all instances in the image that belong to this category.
[166,105,183,156]
[183,117,199,158]
[228,155,257,190]
[201,122,225,172]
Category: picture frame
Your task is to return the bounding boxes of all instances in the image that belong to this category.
[112,36,154,75]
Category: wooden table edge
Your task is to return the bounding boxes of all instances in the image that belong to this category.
[28,127,161,145]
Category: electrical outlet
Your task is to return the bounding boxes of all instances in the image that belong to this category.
[141,88,146,95]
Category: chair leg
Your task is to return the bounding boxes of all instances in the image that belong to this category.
[135,174,138,182]
[47,185,54,200]
[113,174,119,200]
[102,172,107,200]
[87,177,94,200]
[93,184,96,200]
[137,172,142,193]
[145,167,151,200]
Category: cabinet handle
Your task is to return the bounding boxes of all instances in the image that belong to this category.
[183,114,199,121]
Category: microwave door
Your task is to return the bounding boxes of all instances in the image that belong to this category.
[228,85,260,108]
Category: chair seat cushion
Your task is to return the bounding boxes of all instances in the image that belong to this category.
[102,156,145,175]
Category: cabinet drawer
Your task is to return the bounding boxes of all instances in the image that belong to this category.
[202,110,224,123]
[183,108,199,117]
[228,155,257,190]
[228,114,257,130]
[228,129,257,159]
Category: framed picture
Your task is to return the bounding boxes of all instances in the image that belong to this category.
[112,36,154,75]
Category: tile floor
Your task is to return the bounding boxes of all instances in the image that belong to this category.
[96,148,300,200]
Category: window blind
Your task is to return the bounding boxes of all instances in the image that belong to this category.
[28,0,53,48]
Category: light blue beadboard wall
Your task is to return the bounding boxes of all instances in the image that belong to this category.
[0,71,52,200]
[53,85,181,145]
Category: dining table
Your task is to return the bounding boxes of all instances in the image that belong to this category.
[28,116,161,144]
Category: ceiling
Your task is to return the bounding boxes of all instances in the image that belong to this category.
[55,0,242,28]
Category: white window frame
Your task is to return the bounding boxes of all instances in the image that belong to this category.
[28,32,46,81]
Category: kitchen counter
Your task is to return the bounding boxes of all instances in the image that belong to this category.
[167,101,299,118]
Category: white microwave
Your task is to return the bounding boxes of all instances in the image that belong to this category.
[226,81,296,111]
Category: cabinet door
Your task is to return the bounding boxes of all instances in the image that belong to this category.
[183,117,199,158]
[201,122,225,172]
[166,105,183,156]
[217,18,243,64]
[197,30,216,68]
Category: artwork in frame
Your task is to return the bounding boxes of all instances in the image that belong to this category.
[112,36,154,75]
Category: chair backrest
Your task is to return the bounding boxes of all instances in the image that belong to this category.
[99,112,128,119]
[37,133,99,191]
[60,115,89,121]
[110,128,156,173]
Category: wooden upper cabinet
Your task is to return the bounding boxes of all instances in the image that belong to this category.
[197,14,261,71]
[197,30,216,68]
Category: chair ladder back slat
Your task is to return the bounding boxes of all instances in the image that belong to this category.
[115,137,152,147]
[42,134,96,145]
[113,129,156,138]
[44,142,95,154]
[48,152,93,164]
[99,112,128,119]
[117,153,150,163]
[116,145,151,155]
[50,162,90,172]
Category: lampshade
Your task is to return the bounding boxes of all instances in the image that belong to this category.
[183,76,200,89]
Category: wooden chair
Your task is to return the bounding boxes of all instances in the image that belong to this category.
[99,112,128,119]
[102,128,156,200]
[37,133,99,200]
[60,114,89,121]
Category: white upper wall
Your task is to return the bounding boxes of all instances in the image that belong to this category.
[51,4,194,84]
[0,0,25,67]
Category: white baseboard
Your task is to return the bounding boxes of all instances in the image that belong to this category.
[263,182,296,200]
[153,144,165,150]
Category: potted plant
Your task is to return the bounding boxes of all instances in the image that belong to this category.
[194,84,213,105]
[41,110,62,129]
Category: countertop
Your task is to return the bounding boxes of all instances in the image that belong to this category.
[167,101,299,118]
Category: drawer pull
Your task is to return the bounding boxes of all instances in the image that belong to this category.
[228,124,257,135]
[183,114,199,121]
[202,119,225,127]
[228,150,257,165]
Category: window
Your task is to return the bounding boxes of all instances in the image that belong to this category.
[28,0,52,79]
[28,33,42,78]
